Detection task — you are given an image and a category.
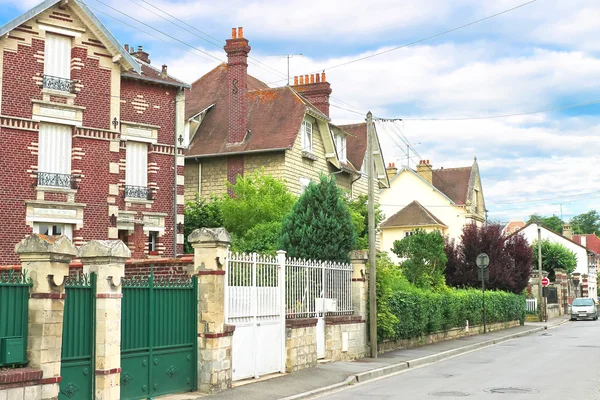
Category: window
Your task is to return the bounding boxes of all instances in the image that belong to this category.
[44,33,72,91]
[118,230,129,245]
[474,189,479,214]
[125,141,148,198]
[404,231,414,237]
[299,177,310,194]
[148,231,159,253]
[302,121,313,152]
[34,223,73,239]
[335,133,346,162]
[38,123,72,187]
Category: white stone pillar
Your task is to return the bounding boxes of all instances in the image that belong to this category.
[349,250,368,321]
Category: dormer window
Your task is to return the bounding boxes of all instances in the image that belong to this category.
[302,120,313,153]
[43,33,73,92]
[335,133,346,162]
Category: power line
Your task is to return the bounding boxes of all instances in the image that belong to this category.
[493,191,600,206]
[267,0,538,85]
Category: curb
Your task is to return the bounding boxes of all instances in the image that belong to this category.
[279,322,569,400]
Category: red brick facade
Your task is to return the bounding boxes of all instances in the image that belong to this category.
[0,2,186,265]
[224,28,250,144]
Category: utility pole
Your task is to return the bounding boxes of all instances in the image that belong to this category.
[283,54,303,85]
[537,224,544,322]
[367,111,377,358]
[406,144,410,168]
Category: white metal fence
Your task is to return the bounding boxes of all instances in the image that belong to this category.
[526,298,537,313]
[285,258,353,319]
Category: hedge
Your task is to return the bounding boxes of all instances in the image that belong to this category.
[382,286,525,341]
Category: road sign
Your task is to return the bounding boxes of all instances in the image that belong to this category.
[541,277,550,287]
[476,253,490,269]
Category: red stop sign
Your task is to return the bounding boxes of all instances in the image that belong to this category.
[541,277,550,287]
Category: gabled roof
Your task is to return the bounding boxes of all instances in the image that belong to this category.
[502,220,526,235]
[573,234,600,255]
[121,59,190,88]
[432,167,472,205]
[0,0,140,74]
[388,166,457,205]
[509,222,588,250]
[339,123,367,171]
[381,200,447,229]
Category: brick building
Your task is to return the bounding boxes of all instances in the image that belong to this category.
[183,28,389,202]
[0,0,189,265]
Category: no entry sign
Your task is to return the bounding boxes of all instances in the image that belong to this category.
[541,277,550,287]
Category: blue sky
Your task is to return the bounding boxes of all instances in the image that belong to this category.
[1,0,599,223]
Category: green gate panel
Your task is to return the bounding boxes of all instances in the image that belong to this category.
[59,273,95,400]
[120,354,150,400]
[150,348,195,396]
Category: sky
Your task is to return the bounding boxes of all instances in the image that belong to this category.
[1,0,599,223]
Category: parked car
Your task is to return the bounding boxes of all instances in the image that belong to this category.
[570,298,598,321]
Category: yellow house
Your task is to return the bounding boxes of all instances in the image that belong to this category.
[379,159,485,262]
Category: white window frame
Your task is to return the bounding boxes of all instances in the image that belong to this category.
[404,231,414,237]
[299,177,310,194]
[44,33,72,80]
[148,231,159,253]
[38,123,72,183]
[302,121,313,153]
[125,141,148,188]
[33,222,73,239]
[335,133,346,162]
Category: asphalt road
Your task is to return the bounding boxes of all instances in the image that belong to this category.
[318,320,600,400]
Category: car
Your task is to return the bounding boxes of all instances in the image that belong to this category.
[570,297,598,321]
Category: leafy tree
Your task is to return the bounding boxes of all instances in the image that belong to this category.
[531,239,577,279]
[392,229,447,289]
[571,210,600,235]
[527,214,564,234]
[279,175,356,262]
[183,195,224,253]
[445,223,533,294]
[345,194,384,250]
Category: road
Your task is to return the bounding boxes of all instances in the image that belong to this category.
[317,320,600,400]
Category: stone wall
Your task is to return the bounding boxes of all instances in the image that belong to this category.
[324,316,367,362]
[547,304,561,319]
[379,320,521,353]
[285,319,318,373]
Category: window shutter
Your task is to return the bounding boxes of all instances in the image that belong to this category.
[126,141,148,187]
[302,121,312,151]
[38,123,72,175]
[44,33,71,79]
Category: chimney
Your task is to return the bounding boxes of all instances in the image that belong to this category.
[224,27,251,144]
[160,64,168,79]
[291,71,332,117]
[416,159,433,184]
[131,45,150,64]
[563,223,573,240]
[124,44,129,52]
[386,162,397,181]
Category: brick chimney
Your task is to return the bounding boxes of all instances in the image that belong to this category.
[160,64,168,79]
[224,27,250,145]
[386,162,397,181]
[292,72,332,117]
[416,160,433,184]
[563,223,573,239]
[131,45,150,64]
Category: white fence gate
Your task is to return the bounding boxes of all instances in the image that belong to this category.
[225,251,286,381]
[526,298,537,313]
[285,258,353,359]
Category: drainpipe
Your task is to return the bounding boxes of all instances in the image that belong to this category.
[174,87,185,256]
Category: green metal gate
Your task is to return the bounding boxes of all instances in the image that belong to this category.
[59,273,96,400]
[0,269,32,368]
[120,274,197,400]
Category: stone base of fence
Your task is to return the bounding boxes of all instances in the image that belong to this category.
[547,304,561,319]
[0,367,60,399]
[379,320,521,353]
[325,316,367,362]
[198,324,235,393]
[286,319,318,373]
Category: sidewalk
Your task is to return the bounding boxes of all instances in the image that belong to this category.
[162,316,569,400]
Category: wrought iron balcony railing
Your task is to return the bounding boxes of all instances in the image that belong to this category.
[42,74,76,93]
[36,172,77,189]
[124,185,154,200]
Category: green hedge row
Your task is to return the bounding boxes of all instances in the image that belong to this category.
[384,287,525,341]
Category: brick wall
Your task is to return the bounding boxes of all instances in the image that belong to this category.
[72,47,111,129]
[124,256,192,277]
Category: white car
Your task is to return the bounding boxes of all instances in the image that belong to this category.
[570,298,598,321]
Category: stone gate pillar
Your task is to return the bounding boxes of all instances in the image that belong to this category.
[187,228,233,393]
[79,240,130,400]
[15,234,78,399]
[349,250,368,321]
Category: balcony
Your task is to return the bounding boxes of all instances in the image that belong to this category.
[42,75,76,93]
[124,185,154,200]
[36,172,77,189]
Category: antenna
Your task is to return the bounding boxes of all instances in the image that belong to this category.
[266,54,303,85]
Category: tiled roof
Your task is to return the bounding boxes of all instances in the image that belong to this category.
[121,60,190,88]
[573,234,600,254]
[503,220,526,235]
[432,167,472,205]
[339,123,367,171]
[381,200,447,229]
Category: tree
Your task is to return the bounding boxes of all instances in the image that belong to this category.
[279,175,356,262]
[571,210,600,235]
[445,223,533,294]
[527,214,564,234]
[345,194,384,250]
[392,229,447,289]
[531,239,577,280]
[221,169,296,253]
[183,195,224,253]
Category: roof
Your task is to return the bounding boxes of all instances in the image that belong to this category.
[339,123,367,171]
[121,59,190,88]
[432,167,472,205]
[573,234,600,255]
[380,200,447,229]
[503,220,526,235]
[185,63,268,120]
[0,0,140,74]
[509,222,588,250]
